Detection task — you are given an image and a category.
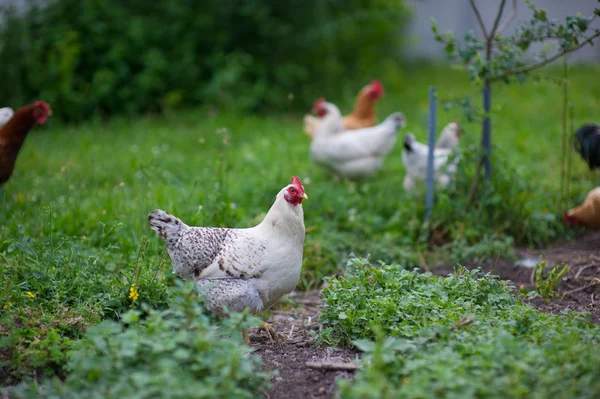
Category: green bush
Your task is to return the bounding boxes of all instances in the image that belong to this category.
[321,257,600,398]
[320,257,516,345]
[0,218,171,384]
[340,318,600,399]
[430,144,570,249]
[10,281,270,399]
[0,0,410,122]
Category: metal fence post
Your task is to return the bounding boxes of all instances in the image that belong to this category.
[482,84,492,180]
[425,87,436,220]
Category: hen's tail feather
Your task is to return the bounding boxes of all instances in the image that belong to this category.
[303,115,318,137]
[403,134,414,152]
[148,210,187,243]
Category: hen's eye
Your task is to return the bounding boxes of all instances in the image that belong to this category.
[289,188,296,194]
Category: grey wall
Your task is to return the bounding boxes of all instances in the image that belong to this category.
[1,0,599,62]
[405,0,600,62]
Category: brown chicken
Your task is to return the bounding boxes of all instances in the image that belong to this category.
[303,80,384,139]
[0,101,52,187]
[564,187,600,229]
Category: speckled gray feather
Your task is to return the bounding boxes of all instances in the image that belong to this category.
[196,278,263,315]
[148,210,265,281]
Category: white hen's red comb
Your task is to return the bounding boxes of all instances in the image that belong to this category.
[312,98,325,112]
[291,176,305,194]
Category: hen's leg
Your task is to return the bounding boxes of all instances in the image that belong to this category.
[242,329,251,345]
[259,321,281,344]
[403,175,415,192]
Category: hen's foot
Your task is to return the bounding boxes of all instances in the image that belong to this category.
[259,321,281,345]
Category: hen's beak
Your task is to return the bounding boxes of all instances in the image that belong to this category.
[302,193,308,200]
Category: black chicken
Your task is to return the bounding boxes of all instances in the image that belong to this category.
[573,124,600,170]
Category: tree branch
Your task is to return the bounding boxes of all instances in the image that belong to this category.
[469,0,489,41]
[495,0,517,36]
[491,31,600,82]
[489,0,507,40]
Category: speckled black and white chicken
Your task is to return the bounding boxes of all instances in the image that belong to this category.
[148,176,307,344]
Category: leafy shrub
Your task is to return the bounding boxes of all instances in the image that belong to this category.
[0,0,411,122]
[534,260,569,302]
[322,257,600,398]
[0,310,82,385]
[340,316,600,399]
[10,281,270,398]
[431,144,570,248]
[0,214,171,383]
[320,257,516,345]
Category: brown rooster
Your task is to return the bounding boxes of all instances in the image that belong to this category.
[564,187,600,229]
[303,80,384,138]
[0,101,52,187]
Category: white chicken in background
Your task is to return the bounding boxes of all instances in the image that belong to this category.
[402,122,461,192]
[0,107,14,127]
[311,98,344,138]
[148,176,308,345]
[435,121,461,149]
[310,100,406,179]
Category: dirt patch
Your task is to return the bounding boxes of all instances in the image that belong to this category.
[248,290,359,399]
[434,231,600,324]
[256,342,358,399]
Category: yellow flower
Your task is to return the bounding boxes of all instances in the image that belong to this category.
[129,284,140,301]
[3,301,14,309]
[26,291,35,298]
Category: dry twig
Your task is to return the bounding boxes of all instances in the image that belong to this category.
[305,361,360,371]
[575,263,598,280]
[564,279,600,296]
[451,317,475,331]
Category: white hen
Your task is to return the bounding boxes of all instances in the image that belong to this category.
[0,107,14,127]
[402,122,461,192]
[310,101,405,179]
[309,98,344,139]
[148,176,307,344]
[435,121,461,149]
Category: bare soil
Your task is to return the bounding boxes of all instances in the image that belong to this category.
[250,232,600,399]
[249,290,358,399]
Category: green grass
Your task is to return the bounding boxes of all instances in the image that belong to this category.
[1,65,599,384]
